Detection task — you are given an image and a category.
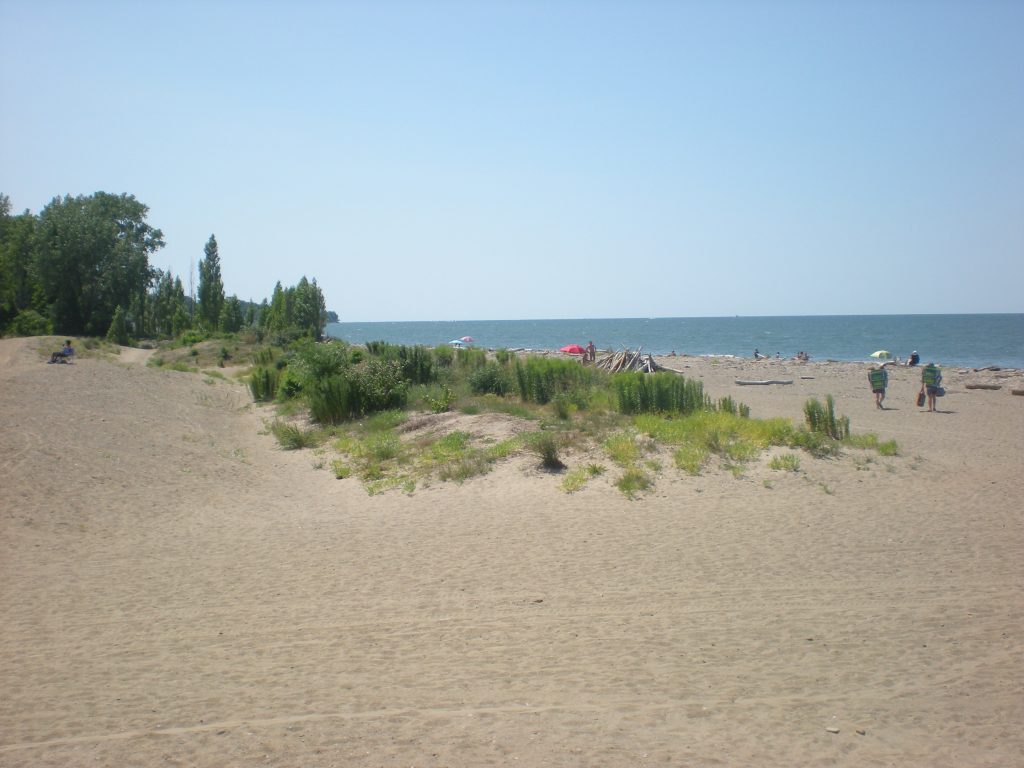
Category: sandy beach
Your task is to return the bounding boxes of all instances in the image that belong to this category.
[1,337,1022,767]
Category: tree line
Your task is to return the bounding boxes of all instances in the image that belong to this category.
[0,191,328,342]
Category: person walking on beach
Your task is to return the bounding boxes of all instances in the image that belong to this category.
[868,365,888,409]
[587,340,596,362]
[920,362,942,412]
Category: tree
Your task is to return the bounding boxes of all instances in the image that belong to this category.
[197,234,224,331]
[150,268,188,337]
[293,276,328,339]
[218,295,245,333]
[35,192,163,336]
[0,195,42,330]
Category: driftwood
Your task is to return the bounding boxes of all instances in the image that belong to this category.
[965,384,1001,390]
[592,347,673,374]
[735,379,794,386]
[1013,389,1024,397]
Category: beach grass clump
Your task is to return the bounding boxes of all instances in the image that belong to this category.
[616,467,652,498]
[674,444,709,475]
[604,431,641,466]
[611,371,711,415]
[249,366,280,402]
[270,420,322,450]
[768,453,802,472]
[331,460,352,479]
[844,431,900,457]
[803,395,849,440]
[877,439,900,456]
[433,345,455,368]
[455,347,488,371]
[528,430,566,469]
[551,392,574,420]
[561,463,605,494]
[514,356,601,405]
[468,362,513,396]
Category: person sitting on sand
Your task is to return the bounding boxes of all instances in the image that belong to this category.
[908,351,920,367]
[49,340,75,364]
[920,362,941,412]
[868,365,888,409]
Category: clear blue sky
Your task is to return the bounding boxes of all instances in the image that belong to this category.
[2,0,1022,321]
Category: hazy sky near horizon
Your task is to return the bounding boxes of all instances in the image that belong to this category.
[2,1,1022,321]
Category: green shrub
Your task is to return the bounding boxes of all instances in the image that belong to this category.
[469,362,512,396]
[249,366,280,402]
[180,329,206,346]
[308,360,408,424]
[425,385,456,413]
[290,338,350,386]
[529,431,565,469]
[7,309,52,336]
[495,348,513,365]
[106,305,130,345]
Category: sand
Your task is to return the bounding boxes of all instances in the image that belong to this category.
[1,338,1022,767]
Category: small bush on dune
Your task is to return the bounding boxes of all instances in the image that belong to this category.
[249,366,280,402]
[529,431,565,469]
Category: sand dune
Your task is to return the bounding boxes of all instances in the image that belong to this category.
[1,338,1021,767]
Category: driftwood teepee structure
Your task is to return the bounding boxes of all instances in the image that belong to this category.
[592,347,673,374]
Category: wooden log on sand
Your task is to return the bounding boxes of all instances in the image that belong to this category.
[965,384,1002,391]
[735,379,794,386]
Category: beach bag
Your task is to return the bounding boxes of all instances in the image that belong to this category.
[916,389,926,407]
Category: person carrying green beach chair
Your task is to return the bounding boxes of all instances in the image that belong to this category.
[868,365,888,409]
[920,363,942,412]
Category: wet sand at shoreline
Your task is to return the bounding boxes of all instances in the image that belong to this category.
[1,338,1022,767]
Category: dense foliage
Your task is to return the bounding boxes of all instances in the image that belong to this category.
[0,191,330,341]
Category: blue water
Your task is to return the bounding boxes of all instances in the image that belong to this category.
[326,314,1024,370]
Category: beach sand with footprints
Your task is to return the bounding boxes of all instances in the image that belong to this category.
[1,337,1022,767]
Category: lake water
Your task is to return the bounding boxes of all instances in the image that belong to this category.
[326,314,1024,370]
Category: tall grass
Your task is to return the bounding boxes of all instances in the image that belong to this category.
[611,371,711,415]
[249,366,280,402]
[514,356,599,404]
[803,395,850,440]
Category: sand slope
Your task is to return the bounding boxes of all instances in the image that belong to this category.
[1,339,1022,767]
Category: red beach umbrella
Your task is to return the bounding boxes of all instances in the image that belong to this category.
[459,336,474,343]
[559,344,586,355]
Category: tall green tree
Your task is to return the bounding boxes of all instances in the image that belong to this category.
[35,192,163,335]
[293,276,328,339]
[0,194,43,329]
[150,268,188,337]
[197,234,224,331]
[218,295,245,333]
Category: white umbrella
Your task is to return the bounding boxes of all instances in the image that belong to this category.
[869,350,892,359]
